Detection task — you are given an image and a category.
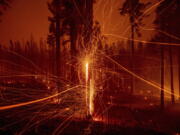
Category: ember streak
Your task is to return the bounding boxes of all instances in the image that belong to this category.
[0,0,180,135]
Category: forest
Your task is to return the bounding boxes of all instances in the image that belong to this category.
[0,0,180,135]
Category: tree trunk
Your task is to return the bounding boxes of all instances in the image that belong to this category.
[84,0,93,48]
[179,52,180,100]
[55,16,61,104]
[70,22,78,84]
[56,17,60,76]
[169,46,175,104]
[131,22,135,94]
[160,46,164,109]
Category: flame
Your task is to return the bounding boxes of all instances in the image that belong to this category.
[85,61,89,116]
[85,62,89,82]
[84,58,95,117]
[89,79,94,115]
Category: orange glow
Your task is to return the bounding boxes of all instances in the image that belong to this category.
[85,62,89,83]
[85,61,89,116]
[84,58,95,116]
[89,79,94,115]
[0,86,80,111]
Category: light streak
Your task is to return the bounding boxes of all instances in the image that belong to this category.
[140,0,164,18]
[122,0,165,36]
[89,79,94,116]
[103,33,180,46]
[85,61,89,116]
[0,0,179,133]
[84,57,95,117]
[139,26,180,41]
[101,52,179,98]
[0,85,80,111]
[85,62,89,83]
[0,74,42,78]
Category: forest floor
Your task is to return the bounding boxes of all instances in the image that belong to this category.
[0,80,180,135]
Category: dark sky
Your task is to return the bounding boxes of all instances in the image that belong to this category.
[0,0,156,45]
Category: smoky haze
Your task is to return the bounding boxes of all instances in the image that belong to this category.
[0,0,155,45]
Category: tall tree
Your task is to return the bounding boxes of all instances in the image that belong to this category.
[0,0,10,21]
[160,45,164,109]
[68,0,93,83]
[155,0,180,104]
[179,53,180,100]
[48,0,64,102]
[169,45,175,104]
[48,0,94,84]
[119,0,150,94]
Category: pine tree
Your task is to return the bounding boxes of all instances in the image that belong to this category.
[119,0,150,94]
[155,0,180,104]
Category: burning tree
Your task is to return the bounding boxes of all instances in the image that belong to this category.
[47,0,93,84]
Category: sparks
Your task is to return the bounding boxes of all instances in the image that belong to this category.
[89,79,94,116]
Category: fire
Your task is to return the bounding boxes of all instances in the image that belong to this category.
[85,61,89,116]
[85,62,89,83]
[84,58,95,117]
[89,79,94,115]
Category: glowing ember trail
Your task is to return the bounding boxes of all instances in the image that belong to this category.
[84,58,95,117]
[0,86,80,111]
[85,61,89,116]
[85,62,89,83]
[89,79,94,116]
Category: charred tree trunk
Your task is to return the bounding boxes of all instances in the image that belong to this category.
[56,17,60,78]
[179,52,180,100]
[169,46,175,104]
[161,46,164,109]
[55,14,61,101]
[70,22,78,84]
[84,0,93,48]
[130,17,135,94]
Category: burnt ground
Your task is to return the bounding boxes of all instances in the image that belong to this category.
[0,101,180,135]
[0,81,180,135]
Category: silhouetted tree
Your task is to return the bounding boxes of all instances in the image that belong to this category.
[160,45,164,109]
[47,0,94,85]
[119,0,150,94]
[179,53,180,100]
[169,45,175,104]
[48,0,63,80]
[0,0,10,13]
[0,0,10,21]
[155,0,180,104]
